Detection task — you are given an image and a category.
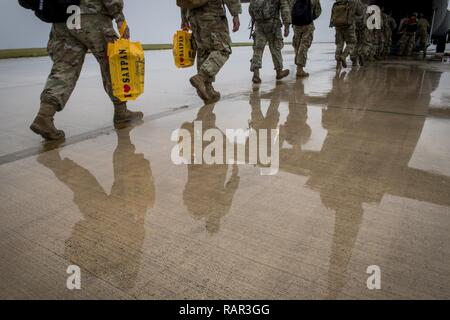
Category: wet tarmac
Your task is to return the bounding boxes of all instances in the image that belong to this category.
[0,44,450,299]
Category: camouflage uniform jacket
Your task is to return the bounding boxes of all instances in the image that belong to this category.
[182,0,242,21]
[80,0,125,22]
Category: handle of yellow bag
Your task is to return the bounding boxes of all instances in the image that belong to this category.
[119,21,128,39]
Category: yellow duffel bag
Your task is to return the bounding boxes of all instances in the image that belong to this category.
[173,28,196,68]
[108,22,145,102]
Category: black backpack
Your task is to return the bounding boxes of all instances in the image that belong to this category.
[18,0,81,23]
[292,0,313,26]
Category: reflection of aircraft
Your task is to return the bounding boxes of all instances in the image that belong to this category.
[181,104,240,234]
[37,124,155,291]
[254,67,450,298]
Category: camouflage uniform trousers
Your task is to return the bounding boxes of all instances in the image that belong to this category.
[250,20,284,71]
[355,24,371,59]
[335,24,357,62]
[383,30,393,56]
[41,15,124,111]
[189,14,232,83]
[398,32,416,56]
[418,32,428,54]
[375,30,385,58]
[293,24,315,67]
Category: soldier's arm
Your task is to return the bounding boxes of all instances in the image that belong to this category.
[102,0,125,22]
[224,0,242,17]
[280,0,292,26]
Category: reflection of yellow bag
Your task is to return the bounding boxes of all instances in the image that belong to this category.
[173,28,196,68]
[108,22,145,102]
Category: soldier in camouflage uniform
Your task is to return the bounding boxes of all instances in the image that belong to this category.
[382,12,397,58]
[353,0,370,66]
[398,13,418,57]
[417,14,430,59]
[331,0,364,70]
[374,23,385,60]
[30,0,143,141]
[249,0,291,84]
[290,0,322,78]
[181,0,241,103]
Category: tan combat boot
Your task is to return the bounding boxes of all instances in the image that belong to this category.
[276,68,290,80]
[205,82,221,103]
[252,69,262,84]
[296,66,309,78]
[30,103,65,141]
[190,73,211,103]
[114,104,144,124]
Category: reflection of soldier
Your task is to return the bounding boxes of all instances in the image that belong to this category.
[280,67,450,298]
[181,104,240,234]
[37,123,154,291]
[30,0,143,141]
[250,0,291,84]
[354,1,371,66]
[181,0,242,103]
[279,80,312,170]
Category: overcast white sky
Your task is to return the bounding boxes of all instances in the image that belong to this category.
[0,0,335,50]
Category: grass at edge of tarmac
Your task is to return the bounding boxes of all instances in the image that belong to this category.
[0,42,256,60]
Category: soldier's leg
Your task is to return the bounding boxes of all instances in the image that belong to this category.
[296,25,314,77]
[293,26,301,66]
[343,25,357,65]
[78,16,143,124]
[40,25,87,112]
[268,26,289,80]
[335,27,345,63]
[398,33,408,56]
[190,15,232,102]
[32,24,87,140]
[267,25,284,71]
[250,24,268,72]
[198,16,232,81]
[406,34,416,56]
[296,25,314,67]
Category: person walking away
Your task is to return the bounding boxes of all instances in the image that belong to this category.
[291,0,322,77]
[249,0,291,84]
[417,13,430,59]
[398,13,418,57]
[30,0,143,141]
[330,0,364,70]
[180,0,242,104]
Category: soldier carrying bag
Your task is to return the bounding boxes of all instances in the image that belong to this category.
[18,0,80,23]
[176,0,209,10]
[331,0,352,28]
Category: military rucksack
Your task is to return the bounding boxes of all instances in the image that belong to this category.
[18,0,81,23]
[292,0,313,26]
[331,0,352,28]
[176,0,209,10]
[249,0,278,22]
